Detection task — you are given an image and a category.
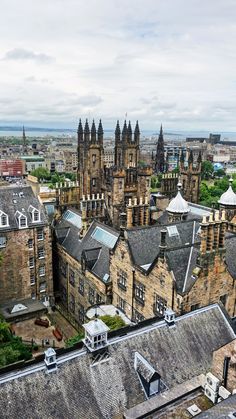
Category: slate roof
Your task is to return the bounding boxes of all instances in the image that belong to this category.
[54,212,119,282]
[0,185,47,229]
[0,304,234,419]
[197,394,236,418]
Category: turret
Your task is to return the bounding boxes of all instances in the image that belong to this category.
[134,121,140,144]
[91,120,96,143]
[127,121,132,142]
[122,120,128,142]
[97,119,103,144]
[188,150,193,165]
[84,119,90,143]
[77,119,83,143]
[115,120,121,143]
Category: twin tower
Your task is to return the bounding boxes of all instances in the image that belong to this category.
[77,119,152,228]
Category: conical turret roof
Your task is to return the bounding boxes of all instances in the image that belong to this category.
[166,182,190,214]
[218,178,236,206]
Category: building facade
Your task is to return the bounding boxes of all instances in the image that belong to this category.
[0,185,53,304]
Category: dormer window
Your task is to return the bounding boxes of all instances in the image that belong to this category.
[28,205,40,223]
[15,211,28,229]
[0,211,9,227]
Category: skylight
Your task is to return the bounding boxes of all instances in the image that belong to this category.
[167,225,179,237]
[92,226,118,249]
[63,210,82,229]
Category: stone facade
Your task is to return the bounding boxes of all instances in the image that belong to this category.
[110,214,235,322]
[0,224,53,304]
[55,244,112,325]
[211,340,236,392]
[180,150,201,204]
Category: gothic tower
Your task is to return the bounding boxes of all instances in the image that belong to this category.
[77,119,104,199]
[22,125,27,153]
[180,149,201,204]
[155,125,165,173]
[114,120,140,168]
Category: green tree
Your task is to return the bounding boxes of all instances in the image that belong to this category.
[201,161,214,180]
[214,168,225,177]
[31,167,51,182]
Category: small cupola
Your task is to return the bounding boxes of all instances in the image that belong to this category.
[218,177,236,208]
[83,319,110,352]
[166,182,189,222]
[44,347,57,373]
[164,308,176,326]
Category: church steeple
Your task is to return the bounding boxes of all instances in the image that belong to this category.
[22,125,26,148]
[155,124,165,173]
[97,119,103,144]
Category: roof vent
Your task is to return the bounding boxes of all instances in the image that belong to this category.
[187,404,202,417]
[83,319,109,352]
[44,347,57,373]
[164,308,175,326]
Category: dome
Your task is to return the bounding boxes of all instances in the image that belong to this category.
[166,182,190,214]
[218,178,236,206]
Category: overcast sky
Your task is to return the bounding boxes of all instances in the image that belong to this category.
[0,0,236,131]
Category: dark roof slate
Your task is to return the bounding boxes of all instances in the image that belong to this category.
[0,305,234,419]
[0,185,47,228]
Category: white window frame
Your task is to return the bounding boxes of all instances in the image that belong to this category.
[39,265,45,277]
[15,211,28,229]
[37,229,44,241]
[29,257,34,268]
[28,205,40,223]
[0,211,9,228]
[0,236,6,248]
[38,247,45,259]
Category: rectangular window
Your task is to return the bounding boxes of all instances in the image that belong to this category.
[89,287,95,305]
[1,214,8,226]
[133,309,144,323]
[20,217,27,227]
[33,211,39,222]
[154,294,167,316]
[69,268,75,287]
[78,304,85,323]
[117,296,126,312]
[92,178,96,187]
[69,293,75,313]
[39,265,45,277]
[92,154,96,164]
[31,292,36,300]
[60,259,67,277]
[191,303,200,311]
[38,247,45,259]
[117,269,127,291]
[129,153,133,163]
[30,271,35,285]
[37,229,44,241]
[29,256,34,268]
[28,239,33,249]
[0,237,6,248]
[78,277,84,295]
[39,282,46,293]
[134,282,145,305]
[61,285,67,303]
[96,293,102,304]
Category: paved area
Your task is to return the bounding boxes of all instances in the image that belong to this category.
[11,311,78,353]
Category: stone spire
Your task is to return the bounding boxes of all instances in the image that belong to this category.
[127,121,132,142]
[155,124,165,173]
[197,151,202,164]
[134,121,140,144]
[97,119,103,144]
[188,150,194,165]
[180,149,185,165]
[91,120,96,143]
[122,120,127,142]
[115,120,121,142]
[77,119,83,142]
[22,125,26,149]
[84,119,90,143]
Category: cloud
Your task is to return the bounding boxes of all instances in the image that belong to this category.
[3,48,53,63]
[0,0,235,130]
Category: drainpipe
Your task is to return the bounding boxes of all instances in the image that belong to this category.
[223,356,231,389]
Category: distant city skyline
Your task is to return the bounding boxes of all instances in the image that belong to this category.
[0,0,236,130]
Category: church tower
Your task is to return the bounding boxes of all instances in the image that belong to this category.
[180,150,201,204]
[77,119,104,199]
[22,125,27,153]
[155,125,165,173]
